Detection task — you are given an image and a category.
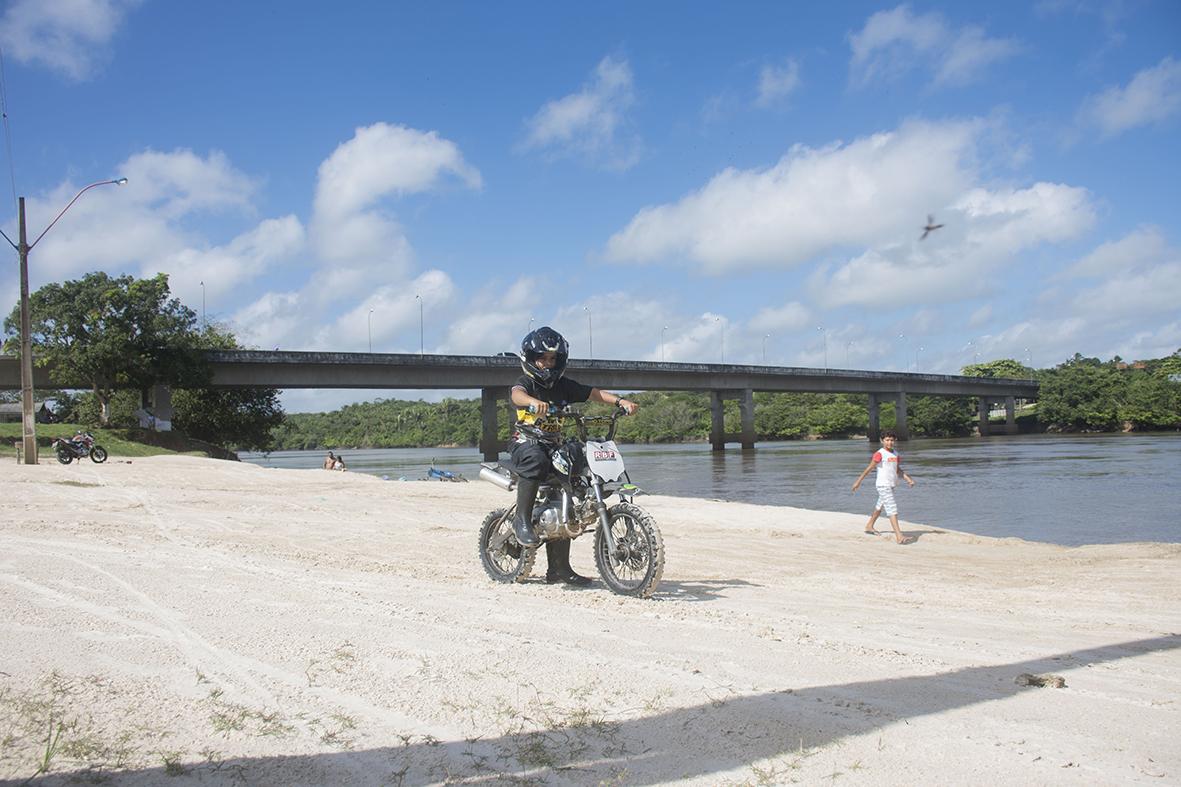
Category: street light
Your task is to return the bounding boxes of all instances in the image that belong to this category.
[1025,347,1033,380]
[846,340,854,367]
[199,280,206,330]
[367,308,374,353]
[817,326,827,370]
[762,334,770,363]
[715,317,724,363]
[0,177,128,465]
[916,345,924,371]
[528,316,534,334]
[414,294,423,355]
[584,306,593,359]
[898,333,908,371]
[661,325,669,362]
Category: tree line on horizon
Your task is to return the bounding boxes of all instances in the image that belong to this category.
[271,352,1181,451]
[6,272,1178,453]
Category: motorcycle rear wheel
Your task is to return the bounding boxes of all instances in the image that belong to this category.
[594,502,665,599]
[89,446,108,463]
[56,449,73,465]
[478,507,536,583]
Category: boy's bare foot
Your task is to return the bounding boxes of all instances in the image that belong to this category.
[863,529,878,535]
[895,535,913,545]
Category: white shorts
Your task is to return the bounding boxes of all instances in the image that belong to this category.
[874,485,898,517]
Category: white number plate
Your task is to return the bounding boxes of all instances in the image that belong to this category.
[586,439,625,482]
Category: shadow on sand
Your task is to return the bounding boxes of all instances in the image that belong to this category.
[14,634,1177,786]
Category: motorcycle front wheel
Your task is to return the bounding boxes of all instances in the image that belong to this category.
[594,502,665,599]
[56,449,73,465]
[477,507,537,583]
[89,446,108,463]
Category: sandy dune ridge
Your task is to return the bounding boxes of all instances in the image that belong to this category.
[1,454,1178,785]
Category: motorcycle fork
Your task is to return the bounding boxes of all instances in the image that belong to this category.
[591,481,617,553]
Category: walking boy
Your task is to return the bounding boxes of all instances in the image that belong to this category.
[852,431,915,544]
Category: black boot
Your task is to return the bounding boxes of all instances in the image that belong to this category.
[511,478,541,547]
[545,539,592,586]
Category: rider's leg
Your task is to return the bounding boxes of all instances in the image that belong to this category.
[545,539,591,586]
[509,441,548,547]
[512,477,541,546]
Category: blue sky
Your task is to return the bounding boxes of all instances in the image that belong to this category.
[2,1,1179,411]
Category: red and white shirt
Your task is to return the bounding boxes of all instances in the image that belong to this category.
[874,447,900,487]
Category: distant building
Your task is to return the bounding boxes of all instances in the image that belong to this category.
[0,401,53,423]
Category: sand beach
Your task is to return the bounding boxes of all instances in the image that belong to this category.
[2,454,1178,785]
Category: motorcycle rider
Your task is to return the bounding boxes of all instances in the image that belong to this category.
[510,326,639,585]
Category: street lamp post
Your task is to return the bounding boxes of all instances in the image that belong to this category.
[584,306,592,359]
[199,280,206,329]
[916,345,924,371]
[368,308,374,353]
[415,293,425,354]
[714,317,724,363]
[762,334,770,363]
[0,178,127,465]
[846,340,854,367]
[661,325,668,362]
[817,326,827,370]
[898,333,907,371]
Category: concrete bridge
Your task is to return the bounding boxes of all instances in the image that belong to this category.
[1,351,1038,461]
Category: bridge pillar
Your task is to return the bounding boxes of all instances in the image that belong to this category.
[710,391,725,452]
[150,384,173,431]
[978,397,990,436]
[867,394,880,442]
[479,387,510,462]
[1005,395,1018,434]
[893,392,909,440]
[739,388,755,450]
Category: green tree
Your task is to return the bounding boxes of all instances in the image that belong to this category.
[961,358,1032,379]
[170,325,285,451]
[1037,359,1123,430]
[909,395,974,437]
[3,272,201,424]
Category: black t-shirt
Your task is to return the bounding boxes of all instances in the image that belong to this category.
[513,374,593,432]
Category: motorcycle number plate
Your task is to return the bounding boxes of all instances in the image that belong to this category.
[586,439,625,482]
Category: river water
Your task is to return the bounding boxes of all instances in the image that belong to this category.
[240,433,1181,547]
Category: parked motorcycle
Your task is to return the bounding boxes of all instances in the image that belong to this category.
[52,431,108,465]
[477,407,665,598]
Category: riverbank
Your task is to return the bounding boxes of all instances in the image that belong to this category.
[2,455,1178,785]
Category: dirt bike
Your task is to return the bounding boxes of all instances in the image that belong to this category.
[52,431,108,465]
[477,406,665,598]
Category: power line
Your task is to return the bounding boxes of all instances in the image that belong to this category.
[0,44,18,216]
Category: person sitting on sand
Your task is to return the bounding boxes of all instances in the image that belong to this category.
[333,454,347,471]
[851,430,915,544]
[323,451,337,470]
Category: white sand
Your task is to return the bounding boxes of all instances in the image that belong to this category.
[1,454,1178,785]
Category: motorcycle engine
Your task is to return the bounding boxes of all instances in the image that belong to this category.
[535,495,586,539]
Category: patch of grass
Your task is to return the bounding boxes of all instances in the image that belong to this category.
[0,423,219,459]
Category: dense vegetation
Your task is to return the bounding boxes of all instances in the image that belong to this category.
[270,350,1180,451]
[4,272,283,452]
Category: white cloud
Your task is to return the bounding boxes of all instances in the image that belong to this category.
[14,149,260,288]
[1065,225,1169,278]
[748,301,811,333]
[756,59,801,107]
[0,0,139,81]
[967,304,992,328]
[522,56,641,170]
[313,123,481,221]
[605,119,979,272]
[849,5,1020,88]
[308,124,481,291]
[810,181,1095,308]
[156,216,305,309]
[1079,56,1181,138]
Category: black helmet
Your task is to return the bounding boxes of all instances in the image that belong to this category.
[520,326,569,388]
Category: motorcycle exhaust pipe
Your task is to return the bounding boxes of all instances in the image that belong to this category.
[478,465,516,491]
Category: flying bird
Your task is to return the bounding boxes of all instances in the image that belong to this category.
[920,214,944,241]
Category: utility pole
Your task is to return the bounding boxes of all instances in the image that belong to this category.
[0,179,128,464]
